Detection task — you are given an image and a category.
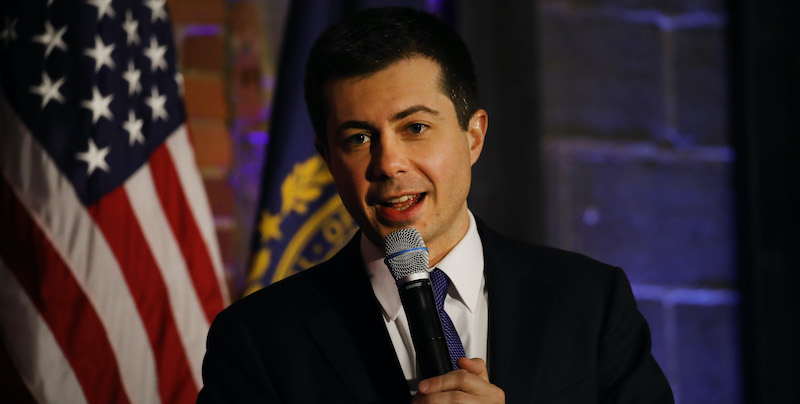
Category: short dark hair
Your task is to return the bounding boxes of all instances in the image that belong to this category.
[304,7,481,145]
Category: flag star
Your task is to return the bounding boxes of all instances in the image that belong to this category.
[123,10,140,45]
[145,86,168,121]
[175,72,184,96]
[30,71,66,109]
[123,110,145,146]
[1,16,18,47]
[88,0,115,21]
[32,21,68,57]
[123,61,142,95]
[143,36,167,72]
[145,0,168,22]
[81,87,114,124]
[84,35,116,72]
[76,138,111,175]
[259,211,283,242]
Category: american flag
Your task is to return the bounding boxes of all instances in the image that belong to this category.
[0,1,229,403]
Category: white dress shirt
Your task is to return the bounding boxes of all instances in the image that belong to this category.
[362,211,488,389]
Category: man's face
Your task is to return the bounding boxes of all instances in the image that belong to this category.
[319,57,487,264]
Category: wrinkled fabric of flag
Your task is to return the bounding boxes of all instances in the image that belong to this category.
[0,1,229,403]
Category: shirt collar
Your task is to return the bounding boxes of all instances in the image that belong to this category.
[363,211,485,321]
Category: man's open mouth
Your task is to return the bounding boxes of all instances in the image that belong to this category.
[378,193,425,211]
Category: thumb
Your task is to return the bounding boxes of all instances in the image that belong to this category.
[457,357,489,381]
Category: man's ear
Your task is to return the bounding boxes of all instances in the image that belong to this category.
[467,109,488,166]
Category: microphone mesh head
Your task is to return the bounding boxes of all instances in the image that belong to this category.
[383,228,429,281]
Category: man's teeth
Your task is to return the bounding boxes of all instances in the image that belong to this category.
[380,194,421,210]
[387,195,411,204]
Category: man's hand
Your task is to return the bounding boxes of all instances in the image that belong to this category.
[412,358,505,403]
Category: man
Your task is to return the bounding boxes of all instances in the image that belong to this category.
[198,7,673,403]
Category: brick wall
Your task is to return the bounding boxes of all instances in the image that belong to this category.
[167,0,235,292]
[167,0,288,293]
[538,0,741,402]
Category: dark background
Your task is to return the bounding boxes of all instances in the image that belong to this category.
[460,1,798,402]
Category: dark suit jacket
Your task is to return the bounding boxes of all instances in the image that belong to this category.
[197,220,673,403]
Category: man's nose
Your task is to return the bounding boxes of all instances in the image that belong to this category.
[368,135,407,180]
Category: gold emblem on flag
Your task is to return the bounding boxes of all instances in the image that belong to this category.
[244,155,357,296]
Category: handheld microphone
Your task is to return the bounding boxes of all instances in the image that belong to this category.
[384,228,451,379]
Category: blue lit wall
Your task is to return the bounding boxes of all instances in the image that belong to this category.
[462,1,741,403]
[535,3,741,401]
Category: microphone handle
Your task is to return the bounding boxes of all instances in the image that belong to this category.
[397,278,452,379]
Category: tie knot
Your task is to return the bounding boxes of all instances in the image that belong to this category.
[430,268,450,310]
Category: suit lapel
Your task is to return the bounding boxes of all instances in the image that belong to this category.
[478,221,555,402]
[305,234,411,403]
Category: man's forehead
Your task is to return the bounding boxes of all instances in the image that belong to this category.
[323,57,451,119]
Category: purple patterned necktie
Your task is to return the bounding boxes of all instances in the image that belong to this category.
[430,268,466,370]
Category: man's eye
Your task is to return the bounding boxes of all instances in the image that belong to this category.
[408,123,428,134]
[346,133,371,145]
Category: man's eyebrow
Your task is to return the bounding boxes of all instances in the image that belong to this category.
[337,120,377,134]
[336,105,440,134]
[391,105,440,122]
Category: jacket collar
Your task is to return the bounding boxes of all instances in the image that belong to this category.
[303,233,411,403]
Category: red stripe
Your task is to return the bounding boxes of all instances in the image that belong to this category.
[148,144,225,323]
[0,178,130,404]
[88,185,198,404]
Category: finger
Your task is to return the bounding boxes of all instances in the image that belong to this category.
[412,390,473,404]
[418,369,485,395]
[457,357,489,381]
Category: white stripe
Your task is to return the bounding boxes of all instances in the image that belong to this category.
[0,257,89,404]
[166,127,230,305]
[0,93,160,404]
[125,164,208,386]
